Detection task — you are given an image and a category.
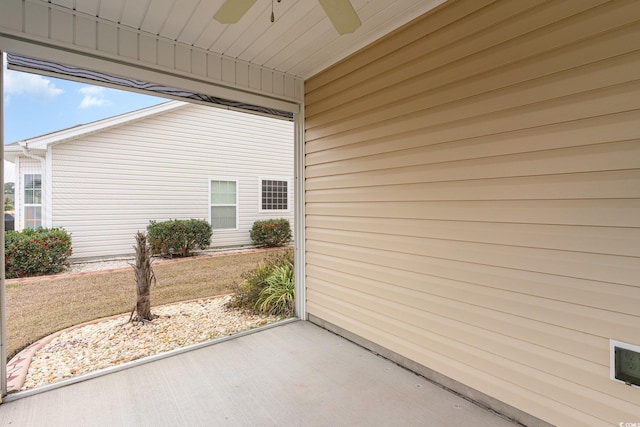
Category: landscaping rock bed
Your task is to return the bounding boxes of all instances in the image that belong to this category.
[22,295,279,390]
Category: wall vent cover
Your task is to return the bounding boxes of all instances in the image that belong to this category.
[610,340,640,388]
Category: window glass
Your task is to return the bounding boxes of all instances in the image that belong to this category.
[261,179,288,210]
[24,206,42,229]
[24,174,43,229]
[211,180,236,204]
[210,180,237,229]
[211,206,236,229]
[24,174,42,205]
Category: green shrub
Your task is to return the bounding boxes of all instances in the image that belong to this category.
[147,219,212,258]
[255,264,294,316]
[227,248,294,315]
[249,219,292,247]
[5,228,72,279]
[228,259,275,310]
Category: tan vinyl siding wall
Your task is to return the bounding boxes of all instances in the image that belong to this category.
[304,1,640,425]
[51,104,293,259]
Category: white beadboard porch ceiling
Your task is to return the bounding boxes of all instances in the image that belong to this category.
[44,0,445,79]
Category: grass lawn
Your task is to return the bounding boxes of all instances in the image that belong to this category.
[5,249,285,361]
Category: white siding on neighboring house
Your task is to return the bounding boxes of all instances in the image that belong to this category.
[305,1,640,426]
[48,103,293,259]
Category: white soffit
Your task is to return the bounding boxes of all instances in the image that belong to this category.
[39,0,446,79]
[0,0,444,114]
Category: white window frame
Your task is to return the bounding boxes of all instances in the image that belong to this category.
[258,176,291,213]
[22,173,43,230]
[209,177,239,230]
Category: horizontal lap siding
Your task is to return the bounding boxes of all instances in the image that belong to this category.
[52,105,293,259]
[304,0,640,425]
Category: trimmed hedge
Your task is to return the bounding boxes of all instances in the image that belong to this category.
[5,228,72,279]
[147,219,212,258]
[249,218,292,247]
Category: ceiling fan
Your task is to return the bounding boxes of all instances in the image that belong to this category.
[214,0,362,35]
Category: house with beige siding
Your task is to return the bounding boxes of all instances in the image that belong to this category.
[5,101,294,259]
[1,1,639,425]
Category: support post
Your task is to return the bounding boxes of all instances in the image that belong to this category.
[293,103,306,320]
[0,50,8,400]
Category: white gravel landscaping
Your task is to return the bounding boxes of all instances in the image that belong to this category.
[66,258,134,274]
[22,295,280,390]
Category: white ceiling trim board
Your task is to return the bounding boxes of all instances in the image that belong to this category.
[0,1,303,108]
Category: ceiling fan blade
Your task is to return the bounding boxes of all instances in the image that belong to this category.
[214,0,258,24]
[317,0,362,34]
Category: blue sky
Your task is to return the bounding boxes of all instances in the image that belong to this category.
[3,55,165,181]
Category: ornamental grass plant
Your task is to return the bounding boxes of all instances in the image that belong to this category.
[227,248,294,316]
[255,264,294,316]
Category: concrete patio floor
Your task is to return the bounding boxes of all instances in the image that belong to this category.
[0,321,520,426]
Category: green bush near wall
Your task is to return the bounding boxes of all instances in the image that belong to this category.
[255,263,294,316]
[5,228,73,279]
[147,219,212,258]
[227,248,294,317]
[249,218,292,248]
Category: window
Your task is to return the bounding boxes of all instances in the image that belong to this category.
[260,178,289,211]
[24,174,42,229]
[210,179,238,229]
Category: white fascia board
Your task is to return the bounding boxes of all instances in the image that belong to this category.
[3,145,28,163]
[0,33,301,114]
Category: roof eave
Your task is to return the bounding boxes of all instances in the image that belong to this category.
[7,100,188,150]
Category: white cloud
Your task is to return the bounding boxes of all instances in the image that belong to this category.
[79,95,109,108]
[4,69,64,101]
[79,86,104,96]
[2,54,63,106]
[79,86,112,109]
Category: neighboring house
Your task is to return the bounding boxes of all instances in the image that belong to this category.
[5,101,294,259]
